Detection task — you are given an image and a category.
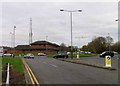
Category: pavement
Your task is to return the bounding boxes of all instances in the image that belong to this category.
[57,55,119,70]
[24,56,118,84]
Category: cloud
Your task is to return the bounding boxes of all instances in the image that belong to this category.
[2,2,118,47]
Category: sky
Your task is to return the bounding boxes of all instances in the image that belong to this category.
[1,1,119,48]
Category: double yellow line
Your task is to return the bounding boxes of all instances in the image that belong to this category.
[23,60,40,85]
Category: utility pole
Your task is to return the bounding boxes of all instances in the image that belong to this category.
[29,18,33,45]
[108,33,110,51]
[10,32,13,54]
[46,36,48,54]
[13,26,16,57]
[60,9,82,59]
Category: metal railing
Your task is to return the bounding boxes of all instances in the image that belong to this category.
[6,63,10,86]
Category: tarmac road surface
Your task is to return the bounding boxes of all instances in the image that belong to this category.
[25,56,118,84]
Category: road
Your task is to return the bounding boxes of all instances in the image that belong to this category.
[25,56,118,84]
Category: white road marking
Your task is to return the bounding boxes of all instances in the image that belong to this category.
[50,64,58,68]
[43,62,47,64]
[43,61,57,68]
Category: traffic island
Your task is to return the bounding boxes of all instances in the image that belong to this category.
[57,58,117,71]
[2,58,26,85]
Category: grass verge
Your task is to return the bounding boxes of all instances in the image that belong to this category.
[47,54,55,58]
[78,54,98,57]
[47,53,98,58]
[2,57,24,74]
[2,57,26,84]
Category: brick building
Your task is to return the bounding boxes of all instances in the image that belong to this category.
[14,41,60,54]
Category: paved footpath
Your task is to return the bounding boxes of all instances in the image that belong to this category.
[58,55,119,70]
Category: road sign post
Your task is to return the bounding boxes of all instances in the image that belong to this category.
[105,55,112,67]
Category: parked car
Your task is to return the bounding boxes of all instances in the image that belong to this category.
[24,53,34,59]
[99,51,114,57]
[53,53,68,59]
[84,51,91,54]
[3,53,13,57]
[38,53,46,56]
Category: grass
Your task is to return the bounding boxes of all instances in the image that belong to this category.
[77,54,98,57]
[0,57,2,84]
[47,54,55,58]
[2,57,24,74]
[0,57,2,68]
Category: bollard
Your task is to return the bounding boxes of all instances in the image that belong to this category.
[105,55,112,67]
[77,54,79,59]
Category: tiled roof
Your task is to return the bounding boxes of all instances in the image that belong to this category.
[15,45,30,50]
[31,41,60,47]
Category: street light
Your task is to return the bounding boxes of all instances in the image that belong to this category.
[46,36,48,54]
[13,26,16,57]
[60,9,82,59]
[10,32,13,54]
[108,33,110,51]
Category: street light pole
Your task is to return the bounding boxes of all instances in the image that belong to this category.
[70,12,73,59]
[108,33,110,51]
[60,9,82,59]
[46,36,48,54]
[13,26,16,57]
[10,32,13,54]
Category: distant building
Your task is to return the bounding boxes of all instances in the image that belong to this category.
[0,46,3,56]
[1,46,12,54]
[12,41,60,55]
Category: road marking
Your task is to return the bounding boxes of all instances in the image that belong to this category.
[43,62,47,64]
[23,60,40,85]
[50,64,58,68]
[23,60,35,84]
[26,63,40,85]
[24,63,35,84]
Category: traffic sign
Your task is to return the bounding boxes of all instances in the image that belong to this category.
[105,55,112,67]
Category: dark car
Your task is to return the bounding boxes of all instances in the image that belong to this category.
[53,53,68,59]
[99,51,114,57]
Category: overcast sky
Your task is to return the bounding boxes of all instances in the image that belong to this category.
[1,1,118,48]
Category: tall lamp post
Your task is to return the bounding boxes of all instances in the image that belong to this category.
[60,9,82,59]
[46,36,48,54]
[13,26,16,57]
[108,33,110,51]
[10,32,13,54]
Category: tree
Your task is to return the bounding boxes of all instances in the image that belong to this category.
[60,43,67,53]
[94,37,107,53]
[106,36,114,51]
[67,46,78,52]
[80,36,114,54]
[80,36,109,53]
[111,41,120,53]
[80,45,88,51]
